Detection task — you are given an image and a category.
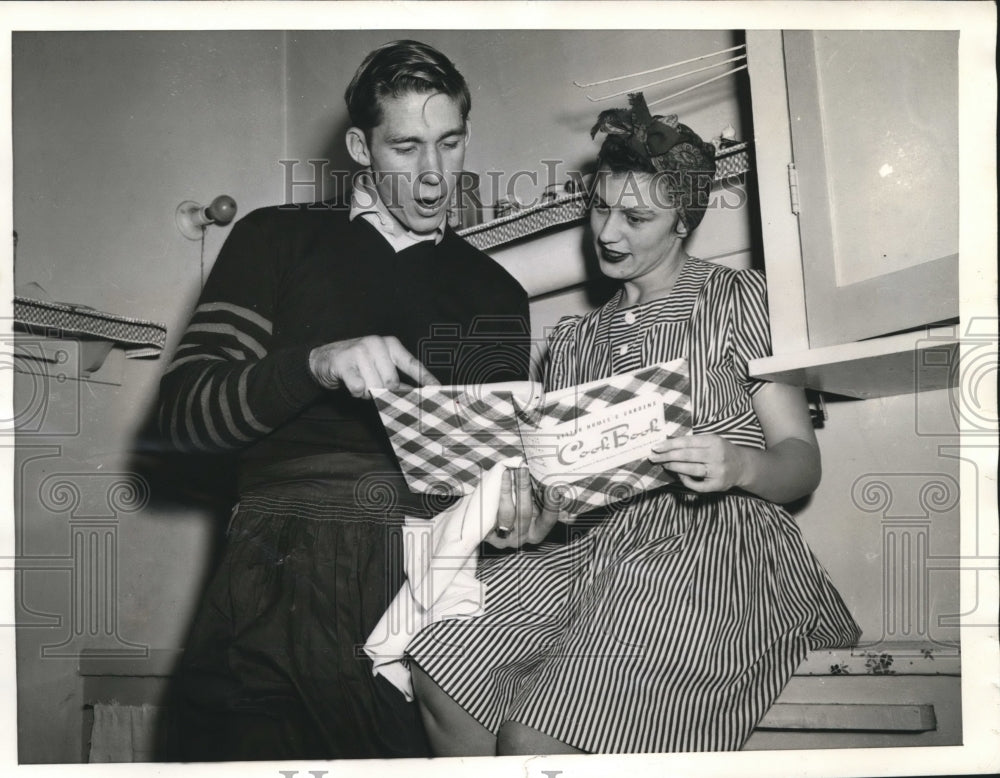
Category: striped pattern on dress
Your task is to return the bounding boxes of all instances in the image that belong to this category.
[407,258,861,753]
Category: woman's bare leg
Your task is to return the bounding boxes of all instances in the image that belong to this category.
[410,662,496,756]
[496,721,584,755]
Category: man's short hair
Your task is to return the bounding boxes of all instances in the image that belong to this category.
[345,39,472,133]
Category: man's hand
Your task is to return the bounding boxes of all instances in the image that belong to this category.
[309,335,440,397]
[486,467,569,549]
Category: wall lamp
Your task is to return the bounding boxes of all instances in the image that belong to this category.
[176,195,238,240]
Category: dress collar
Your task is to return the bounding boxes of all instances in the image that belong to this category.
[595,257,709,343]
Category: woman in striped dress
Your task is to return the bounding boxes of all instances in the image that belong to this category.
[406,93,861,755]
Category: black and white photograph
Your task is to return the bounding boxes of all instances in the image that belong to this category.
[1,2,997,777]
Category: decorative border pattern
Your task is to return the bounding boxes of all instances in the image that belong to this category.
[14,296,167,355]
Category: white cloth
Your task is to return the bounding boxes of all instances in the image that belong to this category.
[88,703,162,762]
[363,458,522,700]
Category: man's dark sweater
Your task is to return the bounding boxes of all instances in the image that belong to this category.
[159,201,529,761]
[158,203,531,496]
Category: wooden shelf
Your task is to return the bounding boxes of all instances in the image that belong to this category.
[13,295,167,357]
[12,293,167,383]
[757,701,936,732]
[749,326,958,399]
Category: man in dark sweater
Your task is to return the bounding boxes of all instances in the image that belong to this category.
[158,40,530,761]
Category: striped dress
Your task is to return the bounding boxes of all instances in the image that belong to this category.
[406,257,861,753]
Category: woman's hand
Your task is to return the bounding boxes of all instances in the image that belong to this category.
[648,433,749,493]
[485,467,568,548]
[649,384,822,503]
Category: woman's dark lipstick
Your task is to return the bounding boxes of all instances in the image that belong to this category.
[599,247,629,263]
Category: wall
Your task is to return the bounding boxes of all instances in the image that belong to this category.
[799,390,960,647]
[11,30,286,763]
[9,29,961,763]
[284,29,744,207]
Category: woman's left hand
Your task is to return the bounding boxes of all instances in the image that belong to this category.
[648,434,749,493]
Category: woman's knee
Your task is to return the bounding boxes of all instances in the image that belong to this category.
[410,662,496,756]
[410,663,431,698]
[410,663,442,722]
[496,721,583,755]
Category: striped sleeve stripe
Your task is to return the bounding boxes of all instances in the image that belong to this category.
[237,364,272,433]
[187,303,273,354]
[217,376,257,444]
[163,352,226,375]
[176,369,210,451]
[194,301,273,335]
[159,300,278,451]
[165,343,252,368]
[167,361,274,450]
[185,322,267,359]
[198,374,228,449]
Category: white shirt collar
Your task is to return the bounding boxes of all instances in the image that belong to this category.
[349,173,446,251]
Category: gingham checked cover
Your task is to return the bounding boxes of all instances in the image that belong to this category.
[371,358,691,514]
